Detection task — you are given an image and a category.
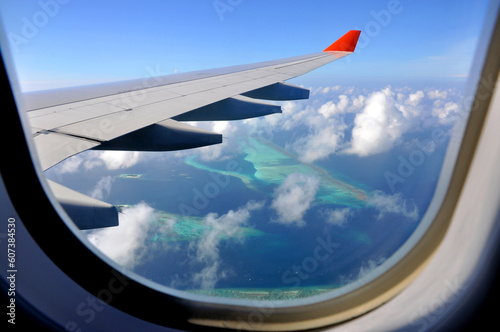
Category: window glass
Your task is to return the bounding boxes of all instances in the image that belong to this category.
[1,0,490,301]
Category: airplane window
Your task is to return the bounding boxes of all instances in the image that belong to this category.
[1,0,496,330]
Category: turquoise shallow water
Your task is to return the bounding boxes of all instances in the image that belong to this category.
[188,285,341,301]
[146,206,266,243]
[186,137,369,208]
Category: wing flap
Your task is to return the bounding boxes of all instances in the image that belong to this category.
[242,82,309,101]
[48,180,118,229]
[173,95,282,121]
[33,132,100,170]
[93,119,222,151]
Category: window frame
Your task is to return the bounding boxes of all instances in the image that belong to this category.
[1,2,499,330]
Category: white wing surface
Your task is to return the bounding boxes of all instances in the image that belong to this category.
[26,30,361,229]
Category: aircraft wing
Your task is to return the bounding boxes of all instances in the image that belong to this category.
[25,30,361,229]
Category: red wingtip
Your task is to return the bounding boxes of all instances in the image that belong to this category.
[323,30,361,52]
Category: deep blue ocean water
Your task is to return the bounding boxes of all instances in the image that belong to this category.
[46,124,450,298]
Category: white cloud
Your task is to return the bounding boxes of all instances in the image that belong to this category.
[277,85,462,161]
[406,90,425,106]
[290,124,344,163]
[432,100,460,124]
[82,152,104,170]
[318,95,349,118]
[367,190,419,221]
[89,176,114,200]
[85,202,156,268]
[350,95,366,111]
[271,173,320,227]
[311,85,341,95]
[192,261,232,291]
[346,89,409,157]
[339,257,386,285]
[428,89,448,99]
[156,85,462,164]
[323,208,354,227]
[56,150,142,172]
[185,120,240,162]
[280,101,311,131]
[56,155,83,173]
[191,201,264,289]
[98,151,141,169]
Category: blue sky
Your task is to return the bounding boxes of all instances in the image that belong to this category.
[0,0,490,91]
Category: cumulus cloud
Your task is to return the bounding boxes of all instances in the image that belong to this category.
[82,152,105,170]
[184,120,240,162]
[269,86,460,161]
[367,190,419,221]
[339,257,386,285]
[428,89,448,99]
[290,124,344,163]
[280,101,312,131]
[89,176,114,200]
[192,262,231,290]
[313,85,341,95]
[318,95,349,118]
[190,201,264,289]
[323,208,354,227]
[98,151,141,169]
[346,89,409,157]
[350,95,366,111]
[432,100,460,124]
[51,150,144,175]
[310,86,333,95]
[56,155,84,174]
[271,173,320,227]
[405,90,425,106]
[85,202,157,268]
